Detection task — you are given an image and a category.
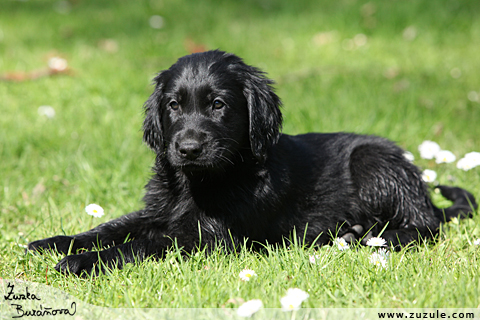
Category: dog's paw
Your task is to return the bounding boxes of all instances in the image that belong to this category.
[55,252,101,277]
[27,236,74,255]
[341,224,367,244]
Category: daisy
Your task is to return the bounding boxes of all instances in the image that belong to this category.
[457,157,476,171]
[377,248,390,259]
[465,152,480,162]
[421,169,437,183]
[237,299,263,317]
[85,204,104,218]
[333,237,349,251]
[473,239,480,246]
[48,57,68,72]
[280,295,303,311]
[369,252,388,269]
[457,152,480,171]
[435,150,456,164]
[149,15,164,29]
[286,288,309,301]
[366,237,387,247]
[239,269,257,281]
[418,141,441,160]
[37,106,56,119]
[309,254,318,264]
[280,288,309,312]
[450,217,459,225]
[403,151,415,162]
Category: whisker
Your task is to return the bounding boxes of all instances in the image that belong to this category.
[216,137,240,145]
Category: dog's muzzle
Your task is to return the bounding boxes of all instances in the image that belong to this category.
[176,139,203,161]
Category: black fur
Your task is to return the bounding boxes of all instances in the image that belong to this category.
[28,50,477,276]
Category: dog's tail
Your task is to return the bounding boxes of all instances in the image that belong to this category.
[433,185,478,222]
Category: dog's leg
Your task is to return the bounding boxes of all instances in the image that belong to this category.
[341,224,366,244]
[53,238,171,276]
[374,227,435,249]
[341,224,431,249]
[349,142,442,248]
[27,210,146,255]
[433,185,477,221]
[54,233,213,276]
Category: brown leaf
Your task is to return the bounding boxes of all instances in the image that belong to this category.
[1,56,72,82]
[184,38,207,54]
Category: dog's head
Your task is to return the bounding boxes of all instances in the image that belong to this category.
[143,50,282,172]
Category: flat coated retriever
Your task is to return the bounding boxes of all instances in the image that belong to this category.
[28,50,477,276]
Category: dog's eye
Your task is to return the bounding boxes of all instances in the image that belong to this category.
[169,101,179,110]
[213,100,225,110]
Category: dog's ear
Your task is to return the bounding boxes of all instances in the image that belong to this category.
[243,66,283,162]
[143,70,170,154]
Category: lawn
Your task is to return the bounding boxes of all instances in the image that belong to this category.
[1,0,480,313]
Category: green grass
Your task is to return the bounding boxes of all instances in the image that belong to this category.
[1,0,480,310]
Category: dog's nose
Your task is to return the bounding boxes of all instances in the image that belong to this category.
[176,140,203,160]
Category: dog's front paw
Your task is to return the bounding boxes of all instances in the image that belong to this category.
[55,252,100,277]
[341,224,367,244]
[27,236,74,255]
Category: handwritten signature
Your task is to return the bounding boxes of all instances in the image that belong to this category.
[4,282,76,318]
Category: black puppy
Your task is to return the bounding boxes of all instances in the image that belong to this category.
[28,50,477,276]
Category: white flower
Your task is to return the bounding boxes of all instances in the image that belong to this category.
[468,91,479,102]
[237,299,263,317]
[286,288,310,301]
[85,204,104,218]
[149,15,164,29]
[333,237,349,251]
[421,169,437,183]
[37,106,56,119]
[457,152,480,171]
[465,152,480,161]
[473,239,480,246]
[309,254,318,264]
[280,295,303,311]
[435,150,456,164]
[353,33,368,47]
[366,237,387,247]
[450,217,459,225]
[403,26,417,41]
[239,269,257,281]
[280,288,309,312]
[418,141,441,159]
[377,248,390,259]
[369,252,388,269]
[48,57,68,72]
[457,157,475,171]
[403,151,415,162]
